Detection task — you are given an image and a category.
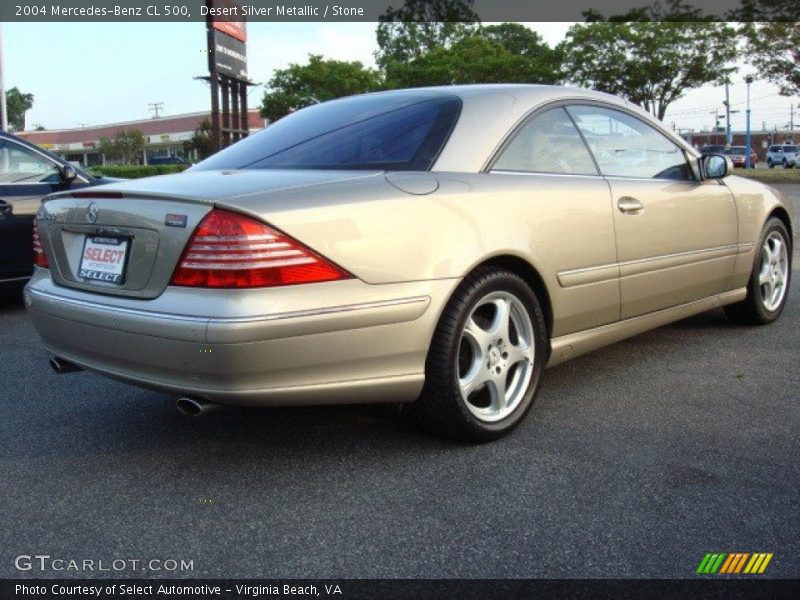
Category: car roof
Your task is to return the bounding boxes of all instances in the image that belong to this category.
[388,84,692,172]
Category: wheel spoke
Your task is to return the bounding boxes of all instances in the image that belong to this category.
[459,367,490,397]
[463,316,491,351]
[770,238,783,264]
[487,372,508,411]
[487,298,511,342]
[506,343,533,368]
[762,279,775,303]
[758,266,771,286]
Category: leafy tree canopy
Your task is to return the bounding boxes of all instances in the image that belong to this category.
[98,129,145,164]
[184,118,213,161]
[560,5,738,120]
[732,1,799,96]
[375,0,480,70]
[5,87,34,131]
[260,55,383,122]
[386,34,561,88]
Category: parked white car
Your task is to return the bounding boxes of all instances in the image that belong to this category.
[766,144,799,168]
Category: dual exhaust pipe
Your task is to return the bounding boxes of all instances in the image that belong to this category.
[175,397,219,417]
[49,356,219,417]
[49,356,83,374]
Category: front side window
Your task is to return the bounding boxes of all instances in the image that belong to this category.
[192,93,462,172]
[493,107,598,175]
[566,105,693,181]
[0,141,61,184]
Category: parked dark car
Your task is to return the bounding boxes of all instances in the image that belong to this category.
[0,131,119,294]
[700,144,727,156]
[148,155,189,166]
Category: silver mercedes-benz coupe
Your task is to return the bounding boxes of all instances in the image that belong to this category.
[26,85,793,441]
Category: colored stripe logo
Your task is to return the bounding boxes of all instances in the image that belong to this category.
[697,552,773,574]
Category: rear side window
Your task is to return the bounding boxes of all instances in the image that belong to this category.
[192,93,462,172]
[567,105,693,181]
[493,107,598,175]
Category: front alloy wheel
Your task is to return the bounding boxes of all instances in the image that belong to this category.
[758,230,789,311]
[412,266,547,441]
[725,217,792,325]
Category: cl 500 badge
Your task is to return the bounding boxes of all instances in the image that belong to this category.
[165,214,188,228]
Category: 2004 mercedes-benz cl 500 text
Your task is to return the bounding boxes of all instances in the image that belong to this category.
[26,85,793,441]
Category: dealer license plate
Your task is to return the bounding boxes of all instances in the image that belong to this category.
[79,236,129,284]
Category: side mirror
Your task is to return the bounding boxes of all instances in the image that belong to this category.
[702,154,732,180]
[60,164,77,183]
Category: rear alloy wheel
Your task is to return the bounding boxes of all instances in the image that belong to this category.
[412,267,547,441]
[725,218,791,325]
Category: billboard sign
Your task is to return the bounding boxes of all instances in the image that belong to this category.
[209,29,247,80]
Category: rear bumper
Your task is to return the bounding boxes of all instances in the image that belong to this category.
[25,271,458,405]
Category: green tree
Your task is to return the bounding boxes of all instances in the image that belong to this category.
[183,118,213,161]
[732,1,799,96]
[560,10,738,120]
[5,87,34,131]
[375,0,480,70]
[98,129,145,164]
[260,55,383,122]
[386,35,561,88]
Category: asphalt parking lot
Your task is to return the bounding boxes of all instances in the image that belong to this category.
[1,186,798,580]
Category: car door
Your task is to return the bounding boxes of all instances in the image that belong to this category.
[489,106,620,336]
[566,104,738,320]
[0,139,84,284]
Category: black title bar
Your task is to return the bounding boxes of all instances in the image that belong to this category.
[1,0,797,22]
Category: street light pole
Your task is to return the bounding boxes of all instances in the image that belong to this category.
[0,23,8,131]
[724,81,732,146]
[745,76,753,169]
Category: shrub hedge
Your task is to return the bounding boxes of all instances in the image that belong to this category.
[89,164,190,179]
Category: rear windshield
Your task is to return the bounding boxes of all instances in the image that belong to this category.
[191,93,462,172]
[724,147,747,154]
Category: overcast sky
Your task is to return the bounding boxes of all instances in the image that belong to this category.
[3,21,797,134]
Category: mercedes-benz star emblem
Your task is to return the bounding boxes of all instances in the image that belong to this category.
[87,203,98,224]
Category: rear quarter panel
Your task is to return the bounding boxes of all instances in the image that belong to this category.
[220,172,620,337]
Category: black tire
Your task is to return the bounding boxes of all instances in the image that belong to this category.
[768,160,774,169]
[725,218,792,325]
[411,266,548,442]
[783,159,789,169]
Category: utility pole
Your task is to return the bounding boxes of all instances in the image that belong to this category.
[0,23,7,131]
[723,81,732,146]
[148,102,164,119]
[791,103,794,132]
[745,76,753,168]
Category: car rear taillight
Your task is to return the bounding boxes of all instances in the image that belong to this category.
[170,209,352,289]
[32,218,49,269]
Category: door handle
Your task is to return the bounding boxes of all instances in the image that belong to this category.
[617,197,644,214]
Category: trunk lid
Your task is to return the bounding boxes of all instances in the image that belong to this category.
[38,169,379,299]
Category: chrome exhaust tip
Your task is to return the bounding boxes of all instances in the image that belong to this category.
[49,356,83,374]
[175,397,219,417]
